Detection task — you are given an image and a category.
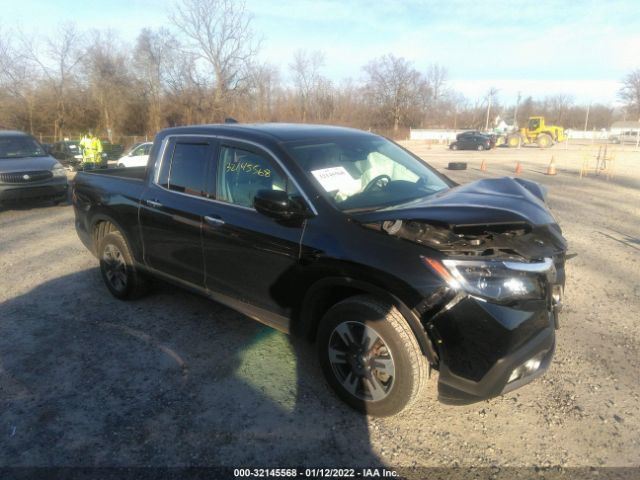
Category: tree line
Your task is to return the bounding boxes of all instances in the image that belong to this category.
[1,0,638,143]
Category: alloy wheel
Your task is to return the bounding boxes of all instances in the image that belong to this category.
[327,321,396,402]
[102,244,128,292]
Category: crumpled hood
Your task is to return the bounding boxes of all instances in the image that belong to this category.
[354,177,555,227]
[0,156,58,172]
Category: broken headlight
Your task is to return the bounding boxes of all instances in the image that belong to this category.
[423,257,553,302]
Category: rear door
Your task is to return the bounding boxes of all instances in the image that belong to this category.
[139,136,217,287]
[201,140,310,316]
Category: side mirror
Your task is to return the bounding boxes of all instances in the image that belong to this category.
[254,189,309,221]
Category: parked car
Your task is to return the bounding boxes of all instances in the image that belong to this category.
[610,130,640,144]
[100,139,125,161]
[73,123,567,416]
[451,131,493,151]
[0,130,68,206]
[117,142,153,168]
[51,140,84,171]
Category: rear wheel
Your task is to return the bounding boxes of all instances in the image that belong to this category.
[537,133,552,148]
[450,143,458,151]
[98,231,149,300]
[317,295,427,416]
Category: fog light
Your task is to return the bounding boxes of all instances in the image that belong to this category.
[523,357,542,372]
[507,350,547,383]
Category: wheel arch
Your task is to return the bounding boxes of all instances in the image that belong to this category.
[296,276,438,366]
[89,213,139,261]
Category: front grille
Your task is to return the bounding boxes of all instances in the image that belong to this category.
[0,170,53,184]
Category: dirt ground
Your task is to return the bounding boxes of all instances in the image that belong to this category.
[0,141,639,475]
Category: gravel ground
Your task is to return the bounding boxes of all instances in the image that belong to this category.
[0,142,638,476]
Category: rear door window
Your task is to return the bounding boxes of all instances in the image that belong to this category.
[157,139,216,198]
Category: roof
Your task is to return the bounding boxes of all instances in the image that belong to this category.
[611,121,640,129]
[0,130,29,137]
[159,123,375,143]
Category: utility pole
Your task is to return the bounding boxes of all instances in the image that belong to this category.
[584,103,590,132]
[484,88,498,131]
[513,91,521,128]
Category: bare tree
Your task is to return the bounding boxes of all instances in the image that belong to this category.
[289,50,326,122]
[84,30,133,139]
[247,62,280,121]
[0,27,40,133]
[363,54,427,131]
[134,28,179,134]
[619,69,640,119]
[425,64,448,103]
[423,63,450,126]
[543,94,574,125]
[20,23,85,140]
[170,0,259,120]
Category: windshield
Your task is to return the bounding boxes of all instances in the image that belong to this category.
[0,136,47,159]
[285,135,449,212]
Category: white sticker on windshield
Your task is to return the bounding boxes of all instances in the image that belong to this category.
[311,166,357,193]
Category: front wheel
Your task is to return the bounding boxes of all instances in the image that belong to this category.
[537,133,552,148]
[477,144,485,151]
[317,295,427,416]
[98,231,149,300]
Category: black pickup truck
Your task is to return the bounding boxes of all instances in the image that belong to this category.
[73,123,567,416]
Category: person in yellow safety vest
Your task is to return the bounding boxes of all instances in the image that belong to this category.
[79,132,103,169]
[79,132,95,169]
[91,135,103,167]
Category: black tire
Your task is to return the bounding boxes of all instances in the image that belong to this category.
[98,231,149,300]
[537,133,552,148]
[450,143,458,151]
[317,295,427,417]
[506,134,521,148]
[447,161,467,170]
[477,144,484,151]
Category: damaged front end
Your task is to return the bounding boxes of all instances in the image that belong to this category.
[355,177,568,404]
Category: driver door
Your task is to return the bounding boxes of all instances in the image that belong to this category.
[202,141,307,316]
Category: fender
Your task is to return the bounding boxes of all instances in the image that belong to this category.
[297,276,439,366]
[88,212,143,263]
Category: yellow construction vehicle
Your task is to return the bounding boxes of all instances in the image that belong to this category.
[505,116,566,148]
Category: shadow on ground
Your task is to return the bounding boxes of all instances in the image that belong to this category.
[0,269,379,467]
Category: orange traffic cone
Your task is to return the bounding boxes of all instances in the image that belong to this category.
[515,162,523,175]
[480,159,487,172]
[547,156,557,175]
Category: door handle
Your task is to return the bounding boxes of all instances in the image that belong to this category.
[145,199,162,208]
[204,215,225,226]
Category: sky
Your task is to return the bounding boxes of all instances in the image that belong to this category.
[2,0,639,106]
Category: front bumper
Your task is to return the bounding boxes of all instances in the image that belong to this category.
[0,178,68,203]
[429,295,557,405]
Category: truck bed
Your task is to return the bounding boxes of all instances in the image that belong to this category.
[73,167,149,257]
[81,166,147,180]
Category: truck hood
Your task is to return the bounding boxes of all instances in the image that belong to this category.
[354,177,567,260]
[354,177,553,227]
[0,156,58,172]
